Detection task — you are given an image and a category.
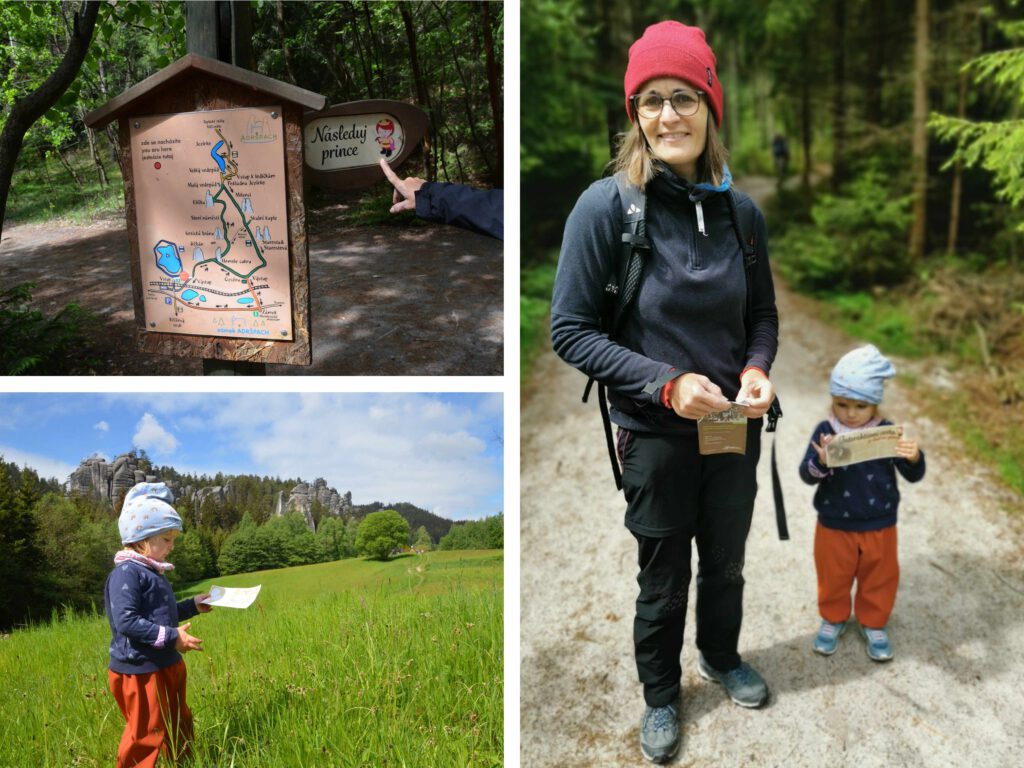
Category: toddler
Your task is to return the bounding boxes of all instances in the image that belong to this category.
[799,345,925,661]
[104,482,212,767]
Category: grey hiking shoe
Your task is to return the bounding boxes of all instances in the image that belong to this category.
[697,653,769,708]
[640,702,680,764]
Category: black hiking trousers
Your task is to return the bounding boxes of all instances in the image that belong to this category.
[618,423,762,707]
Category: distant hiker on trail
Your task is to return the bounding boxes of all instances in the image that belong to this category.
[799,344,926,662]
[379,158,504,240]
[771,134,789,178]
[104,482,213,768]
[549,21,779,764]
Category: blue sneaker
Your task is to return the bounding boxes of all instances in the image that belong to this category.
[697,654,769,708]
[640,703,680,764]
[862,626,894,661]
[813,619,847,655]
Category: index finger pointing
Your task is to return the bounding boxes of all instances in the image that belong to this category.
[379,158,402,190]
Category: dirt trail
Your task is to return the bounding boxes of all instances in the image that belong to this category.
[0,217,502,375]
[520,177,1024,766]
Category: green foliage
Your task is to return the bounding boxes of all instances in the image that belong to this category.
[0,282,99,375]
[413,525,433,552]
[167,529,216,586]
[30,493,119,613]
[0,552,502,767]
[776,167,914,293]
[520,258,559,385]
[217,513,319,576]
[355,509,410,561]
[437,514,503,551]
[0,465,49,630]
[931,15,1024,228]
[821,292,921,359]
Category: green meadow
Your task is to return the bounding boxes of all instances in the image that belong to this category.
[0,550,503,768]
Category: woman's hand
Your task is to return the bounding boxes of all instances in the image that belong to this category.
[194,594,214,614]
[736,369,775,419]
[175,622,204,653]
[669,373,730,419]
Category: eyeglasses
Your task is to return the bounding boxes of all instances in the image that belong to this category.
[631,89,704,119]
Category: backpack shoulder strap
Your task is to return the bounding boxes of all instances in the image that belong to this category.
[582,173,650,491]
[606,172,650,333]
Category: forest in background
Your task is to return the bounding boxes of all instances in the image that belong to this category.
[1,0,503,219]
[0,455,504,632]
[521,0,1024,497]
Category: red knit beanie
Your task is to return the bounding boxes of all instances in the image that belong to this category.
[623,21,723,127]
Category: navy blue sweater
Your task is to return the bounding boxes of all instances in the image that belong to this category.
[416,182,503,240]
[551,167,778,435]
[104,559,199,674]
[799,418,927,531]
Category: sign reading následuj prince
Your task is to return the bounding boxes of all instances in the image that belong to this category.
[302,100,428,190]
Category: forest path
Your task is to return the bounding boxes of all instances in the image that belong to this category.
[520,175,1024,766]
[0,217,502,375]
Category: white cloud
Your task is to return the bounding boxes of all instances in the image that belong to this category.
[132,413,178,457]
[94,420,109,432]
[102,394,502,520]
[0,445,77,483]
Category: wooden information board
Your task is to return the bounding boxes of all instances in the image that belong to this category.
[85,54,325,366]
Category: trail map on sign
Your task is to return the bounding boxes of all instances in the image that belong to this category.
[130,106,293,339]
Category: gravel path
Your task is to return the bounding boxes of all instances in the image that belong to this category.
[0,217,502,375]
[520,177,1024,767]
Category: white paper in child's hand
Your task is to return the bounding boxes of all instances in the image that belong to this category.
[200,584,261,609]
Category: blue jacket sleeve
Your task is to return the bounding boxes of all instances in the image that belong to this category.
[549,182,676,405]
[108,566,179,649]
[177,597,199,622]
[415,182,503,240]
[896,451,926,482]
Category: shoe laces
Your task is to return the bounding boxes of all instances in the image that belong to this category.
[724,664,755,685]
[647,705,677,731]
[865,628,888,644]
[819,622,840,639]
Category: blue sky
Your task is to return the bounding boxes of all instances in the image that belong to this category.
[0,393,503,521]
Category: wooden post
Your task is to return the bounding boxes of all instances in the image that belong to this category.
[186,0,265,376]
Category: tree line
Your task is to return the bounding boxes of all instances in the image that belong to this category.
[0,458,503,632]
[0,0,503,240]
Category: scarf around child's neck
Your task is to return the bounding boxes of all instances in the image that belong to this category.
[114,548,175,573]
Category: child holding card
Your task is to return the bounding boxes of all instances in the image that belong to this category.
[799,345,926,661]
[104,482,212,768]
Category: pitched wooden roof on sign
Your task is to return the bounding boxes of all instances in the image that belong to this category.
[84,53,326,129]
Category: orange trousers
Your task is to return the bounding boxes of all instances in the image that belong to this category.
[108,659,193,768]
[814,522,899,629]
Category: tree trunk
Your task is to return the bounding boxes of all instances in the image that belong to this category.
[274,0,298,84]
[0,0,99,243]
[831,0,847,193]
[909,0,929,262]
[478,1,503,186]
[400,2,436,181]
[947,5,977,255]
[54,147,83,187]
[361,2,384,98]
[435,2,492,180]
[597,0,619,160]
[800,31,812,190]
[79,107,108,188]
[864,0,885,127]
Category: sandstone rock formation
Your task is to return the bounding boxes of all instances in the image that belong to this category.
[65,453,157,505]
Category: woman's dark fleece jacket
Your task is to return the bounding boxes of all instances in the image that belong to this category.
[550,166,778,435]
